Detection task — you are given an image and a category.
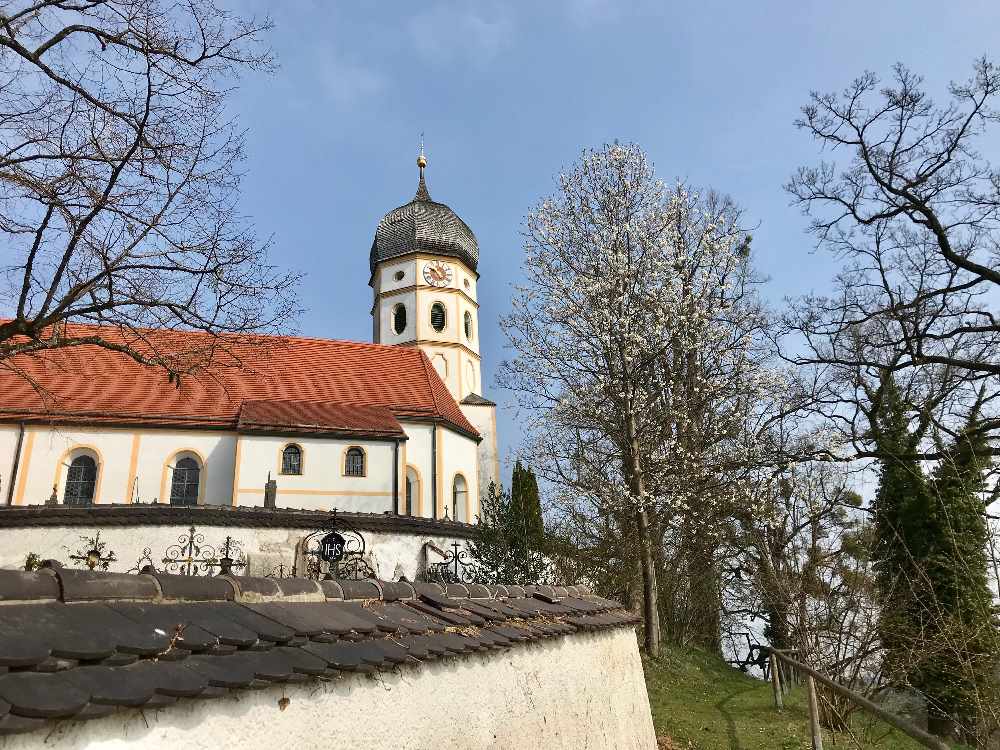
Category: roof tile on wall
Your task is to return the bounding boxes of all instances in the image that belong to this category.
[0,567,637,735]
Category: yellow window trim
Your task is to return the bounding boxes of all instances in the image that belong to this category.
[341,445,367,478]
[278,442,305,476]
[159,448,207,505]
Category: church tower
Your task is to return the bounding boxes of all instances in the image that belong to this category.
[369,149,482,401]
[369,149,499,498]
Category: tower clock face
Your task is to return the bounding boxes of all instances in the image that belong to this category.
[422,260,453,287]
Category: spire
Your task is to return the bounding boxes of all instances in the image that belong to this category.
[415,134,431,201]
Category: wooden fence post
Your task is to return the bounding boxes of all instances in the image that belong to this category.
[767,648,950,750]
[769,652,783,710]
[807,676,824,750]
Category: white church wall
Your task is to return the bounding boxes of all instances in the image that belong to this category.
[456,294,480,352]
[402,422,433,518]
[5,426,238,507]
[0,627,656,750]
[14,426,134,505]
[376,289,417,345]
[460,403,500,498]
[376,257,417,293]
[132,430,236,505]
[416,289,460,343]
[0,522,469,581]
[0,425,21,502]
[438,427,480,522]
[3,421,480,519]
[455,263,478,302]
[234,434,396,514]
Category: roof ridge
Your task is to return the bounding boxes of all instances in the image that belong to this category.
[0,319,427,353]
[418,349,445,417]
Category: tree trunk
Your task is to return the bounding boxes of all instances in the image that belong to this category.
[636,505,662,656]
[626,408,661,657]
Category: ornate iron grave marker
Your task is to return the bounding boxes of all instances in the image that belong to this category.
[301,510,375,581]
[422,541,483,585]
[159,526,247,576]
[319,532,346,563]
[68,531,118,571]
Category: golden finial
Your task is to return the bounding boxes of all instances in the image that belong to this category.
[417,132,427,169]
[414,132,430,201]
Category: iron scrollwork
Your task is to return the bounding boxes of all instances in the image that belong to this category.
[423,541,483,585]
[126,547,156,574]
[67,531,118,571]
[160,526,246,576]
[300,510,376,581]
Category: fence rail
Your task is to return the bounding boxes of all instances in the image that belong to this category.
[762,647,948,750]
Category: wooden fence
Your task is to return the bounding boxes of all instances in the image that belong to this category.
[764,647,949,750]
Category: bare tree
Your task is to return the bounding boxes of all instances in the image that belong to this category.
[0,1,298,380]
[787,58,1000,380]
[734,450,883,731]
[780,60,1000,462]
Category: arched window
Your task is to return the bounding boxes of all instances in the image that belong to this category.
[281,444,302,475]
[430,302,446,332]
[345,447,365,477]
[452,475,468,523]
[405,466,419,516]
[464,310,473,340]
[170,456,201,506]
[392,303,407,335]
[64,455,97,506]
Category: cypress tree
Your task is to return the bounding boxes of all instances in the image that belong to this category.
[469,480,550,585]
[920,419,997,734]
[511,461,544,549]
[872,377,997,736]
[871,376,932,686]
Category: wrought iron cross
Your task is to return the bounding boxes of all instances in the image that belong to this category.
[69,531,118,570]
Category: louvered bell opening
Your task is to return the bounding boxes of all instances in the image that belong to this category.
[430,303,446,332]
[393,304,407,334]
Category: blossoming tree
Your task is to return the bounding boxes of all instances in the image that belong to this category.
[501,143,774,654]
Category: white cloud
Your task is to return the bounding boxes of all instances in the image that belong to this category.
[408,3,514,65]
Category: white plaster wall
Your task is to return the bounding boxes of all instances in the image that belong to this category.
[235,434,396,514]
[0,425,21,503]
[2,421,479,520]
[458,349,480,397]
[377,289,418,345]
[456,294,480,356]
[455,263,478,303]
[460,403,500,498]
[0,523,469,581]
[375,257,418,295]
[15,426,134,506]
[402,423,433,518]
[0,628,656,750]
[416,289,460,344]
[439,427,480,522]
[4,426,237,507]
[132,430,236,505]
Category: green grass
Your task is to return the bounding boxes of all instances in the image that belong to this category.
[643,644,929,750]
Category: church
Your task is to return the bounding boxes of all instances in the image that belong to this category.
[0,154,656,750]
[0,152,499,524]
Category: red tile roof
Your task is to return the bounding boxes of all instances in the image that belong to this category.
[0,323,479,439]
[238,400,405,439]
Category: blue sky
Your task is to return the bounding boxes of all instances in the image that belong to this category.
[227,0,1000,477]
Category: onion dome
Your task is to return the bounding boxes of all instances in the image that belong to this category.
[370,152,479,273]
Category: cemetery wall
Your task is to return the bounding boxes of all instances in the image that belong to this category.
[0,626,656,750]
